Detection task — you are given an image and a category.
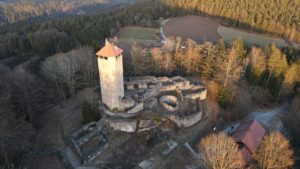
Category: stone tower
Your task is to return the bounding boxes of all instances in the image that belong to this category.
[96,39,124,110]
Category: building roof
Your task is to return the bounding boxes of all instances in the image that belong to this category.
[96,39,123,57]
[238,147,252,163]
[233,120,265,163]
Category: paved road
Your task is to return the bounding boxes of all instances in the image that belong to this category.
[249,102,288,123]
[160,19,170,42]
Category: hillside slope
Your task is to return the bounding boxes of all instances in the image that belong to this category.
[0,0,139,24]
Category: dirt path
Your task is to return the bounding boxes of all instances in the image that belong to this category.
[160,19,170,41]
[26,106,67,169]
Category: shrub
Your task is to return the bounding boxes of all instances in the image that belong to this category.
[82,101,100,124]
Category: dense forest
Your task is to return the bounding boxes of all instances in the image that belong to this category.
[0,0,140,24]
[1,0,300,62]
[0,0,162,60]
[128,38,299,104]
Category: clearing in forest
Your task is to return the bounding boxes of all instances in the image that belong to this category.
[163,15,221,43]
[117,26,160,43]
[163,15,300,48]
[217,26,289,48]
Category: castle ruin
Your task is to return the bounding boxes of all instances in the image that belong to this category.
[61,40,208,166]
[96,40,208,131]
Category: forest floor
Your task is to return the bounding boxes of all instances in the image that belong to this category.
[25,88,98,169]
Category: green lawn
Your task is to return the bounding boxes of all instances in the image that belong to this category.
[117,27,159,42]
[218,26,289,48]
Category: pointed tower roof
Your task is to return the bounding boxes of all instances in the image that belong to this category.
[96,39,123,57]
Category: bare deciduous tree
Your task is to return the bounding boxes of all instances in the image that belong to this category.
[265,45,288,89]
[278,63,300,98]
[198,132,244,169]
[130,43,153,75]
[0,64,36,168]
[253,132,294,169]
[42,47,95,100]
[183,39,201,76]
[215,46,243,88]
[10,67,51,125]
[248,47,267,83]
[77,47,98,86]
[151,48,175,74]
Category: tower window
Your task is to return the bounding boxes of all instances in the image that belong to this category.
[100,56,108,60]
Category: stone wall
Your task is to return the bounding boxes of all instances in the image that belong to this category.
[69,122,108,164]
[139,83,162,101]
[118,96,135,111]
[167,102,203,127]
[107,118,161,133]
[98,101,142,118]
[144,98,158,109]
[108,119,137,132]
[126,103,144,114]
[183,88,207,100]
[159,95,179,112]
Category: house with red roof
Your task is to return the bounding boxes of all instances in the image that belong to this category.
[232,120,266,164]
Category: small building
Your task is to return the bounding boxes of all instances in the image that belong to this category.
[232,120,265,164]
[96,39,125,110]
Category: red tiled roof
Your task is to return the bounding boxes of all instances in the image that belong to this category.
[96,40,123,57]
[233,120,265,163]
[239,147,252,163]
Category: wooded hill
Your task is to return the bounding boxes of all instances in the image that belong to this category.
[0,0,139,24]
[0,0,299,61]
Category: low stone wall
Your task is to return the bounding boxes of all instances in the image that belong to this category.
[160,80,191,92]
[83,143,108,164]
[70,122,97,140]
[144,98,158,109]
[69,122,108,164]
[167,102,203,127]
[127,103,144,114]
[141,83,162,101]
[133,83,162,102]
[99,101,143,118]
[159,95,179,112]
[118,97,135,111]
[108,119,137,132]
[184,88,207,100]
[107,118,161,133]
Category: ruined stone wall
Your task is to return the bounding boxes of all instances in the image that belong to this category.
[108,119,137,132]
[99,101,141,118]
[168,102,203,127]
[98,55,124,110]
[184,89,207,100]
